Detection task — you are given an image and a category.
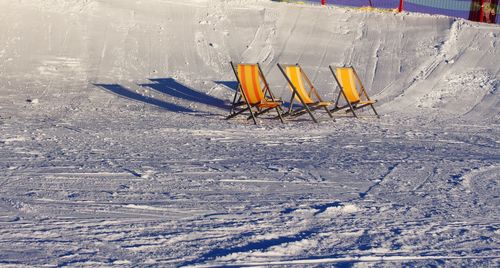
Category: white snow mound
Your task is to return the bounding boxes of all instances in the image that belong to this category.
[0,0,498,122]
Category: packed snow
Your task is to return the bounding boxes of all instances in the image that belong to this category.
[0,0,499,266]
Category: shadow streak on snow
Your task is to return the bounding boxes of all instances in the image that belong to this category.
[355,230,373,251]
[179,229,319,267]
[312,201,343,216]
[357,159,407,199]
[141,78,231,110]
[213,80,238,92]
[95,83,195,113]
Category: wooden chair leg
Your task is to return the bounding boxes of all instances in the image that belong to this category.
[370,104,380,118]
[275,107,285,123]
[324,106,334,118]
[226,107,249,120]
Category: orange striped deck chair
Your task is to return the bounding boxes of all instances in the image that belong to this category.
[226,62,284,124]
[277,63,333,123]
[329,66,379,118]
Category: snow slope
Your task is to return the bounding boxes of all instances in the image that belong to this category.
[0,0,499,266]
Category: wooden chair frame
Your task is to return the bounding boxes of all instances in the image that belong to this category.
[226,62,284,124]
[329,65,379,118]
[277,63,333,123]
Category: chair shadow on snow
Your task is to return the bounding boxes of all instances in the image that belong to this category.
[213,80,238,92]
[96,78,306,120]
[95,83,195,113]
[95,78,232,114]
[141,78,231,110]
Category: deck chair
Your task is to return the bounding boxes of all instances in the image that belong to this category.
[329,66,379,118]
[277,63,333,123]
[226,62,284,124]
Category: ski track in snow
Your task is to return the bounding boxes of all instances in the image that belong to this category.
[0,0,499,266]
[1,116,498,266]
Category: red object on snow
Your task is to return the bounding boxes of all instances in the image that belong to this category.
[398,0,404,12]
[480,0,485,22]
[469,0,498,23]
[322,0,326,5]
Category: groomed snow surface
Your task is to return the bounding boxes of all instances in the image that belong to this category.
[0,0,499,266]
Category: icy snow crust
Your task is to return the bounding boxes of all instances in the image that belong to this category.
[0,0,499,266]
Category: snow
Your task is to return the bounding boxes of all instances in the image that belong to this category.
[0,0,499,266]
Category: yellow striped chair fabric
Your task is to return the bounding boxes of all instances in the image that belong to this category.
[335,67,361,103]
[237,64,278,108]
[285,66,315,104]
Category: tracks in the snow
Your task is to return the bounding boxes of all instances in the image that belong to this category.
[0,113,498,266]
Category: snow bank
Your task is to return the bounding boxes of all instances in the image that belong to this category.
[0,2,499,266]
[0,0,498,122]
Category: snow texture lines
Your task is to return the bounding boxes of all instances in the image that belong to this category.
[0,0,499,266]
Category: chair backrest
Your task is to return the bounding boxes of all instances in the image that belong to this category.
[237,64,265,105]
[285,66,314,104]
[336,67,361,103]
